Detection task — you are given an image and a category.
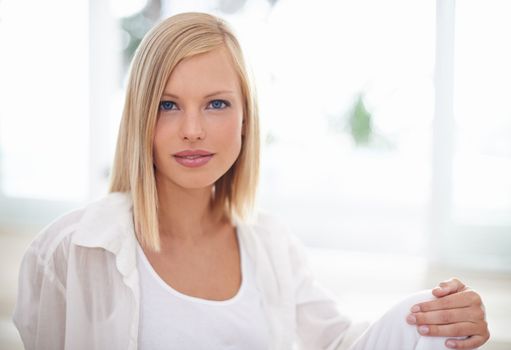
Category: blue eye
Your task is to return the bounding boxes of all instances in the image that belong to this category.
[159,101,176,111]
[208,99,230,109]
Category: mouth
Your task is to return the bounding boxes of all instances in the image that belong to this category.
[173,154,214,168]
[174,154,212,159]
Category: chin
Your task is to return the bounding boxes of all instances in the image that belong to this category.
[174,173,221,190]
[181,181,216,190]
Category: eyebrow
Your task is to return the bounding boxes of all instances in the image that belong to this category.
[161,90,236,99]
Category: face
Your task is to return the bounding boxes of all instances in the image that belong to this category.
[153,46,245,191]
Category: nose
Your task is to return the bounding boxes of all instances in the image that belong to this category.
[179,110,206,141]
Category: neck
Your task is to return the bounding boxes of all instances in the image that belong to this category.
[155,176,222,242]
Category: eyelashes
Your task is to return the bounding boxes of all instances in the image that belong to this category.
[158,99,231,111]
[208,99,229,109]
[159,101,176,111]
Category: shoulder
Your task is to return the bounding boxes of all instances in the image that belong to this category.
[25,192,132,265]
[26,206,85,266]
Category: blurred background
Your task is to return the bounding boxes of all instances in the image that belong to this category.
[0,0,510,348]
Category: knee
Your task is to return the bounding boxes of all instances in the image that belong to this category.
[385,290,436,321]
[381,290,455,350]
[349,290,446,350]
[373,289,435,333]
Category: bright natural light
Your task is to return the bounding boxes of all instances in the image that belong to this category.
[0,0,89,201]
[0,0,509,262]
[0,2,510,349]
[226,0,436,255]
[452,0,511,225]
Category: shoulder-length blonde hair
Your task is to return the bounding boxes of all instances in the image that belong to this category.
[109,12,260,252]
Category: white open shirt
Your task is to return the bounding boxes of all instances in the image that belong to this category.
[12,192,366,350]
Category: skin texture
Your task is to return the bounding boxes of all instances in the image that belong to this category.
[407,278,490,349]
[153,47,244,194]
[143,46,245,300]
[152,46,244,240]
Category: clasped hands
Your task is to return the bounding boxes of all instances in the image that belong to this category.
[406,278,490,349]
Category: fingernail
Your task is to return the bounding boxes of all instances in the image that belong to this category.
[406,314,416,324]
[418,325,429,335]
[411,305,420,313]
[446,340,457,348]
[434,286,448,293]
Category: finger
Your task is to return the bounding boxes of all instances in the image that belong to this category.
[412,290,481,312]
[432,278,466,297]
[417,322,479,337]
[445,335,489,349]
[432,286,451,298]
[407,307,482,325]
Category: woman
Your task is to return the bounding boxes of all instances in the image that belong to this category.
[13,12,489,350]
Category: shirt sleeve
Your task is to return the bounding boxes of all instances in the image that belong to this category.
[12,244,67,350]
[287,233,369,350]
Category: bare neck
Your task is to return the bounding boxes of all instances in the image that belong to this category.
[156,179,224,243]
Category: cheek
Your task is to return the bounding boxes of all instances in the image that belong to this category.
[153,119,174,158]
[215,116,243,153]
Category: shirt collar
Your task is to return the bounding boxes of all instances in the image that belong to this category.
[71,192,137,277]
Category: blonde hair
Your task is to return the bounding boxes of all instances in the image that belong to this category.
[109,12,260,252]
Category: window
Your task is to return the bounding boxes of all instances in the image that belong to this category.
[244,0,436,256]
[436,0,511,270]
[452,0,511,225]
[0,0,89,201]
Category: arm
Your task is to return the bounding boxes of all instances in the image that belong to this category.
[406,278,490,349]
[12,246,67,350]
[288,234,368,350]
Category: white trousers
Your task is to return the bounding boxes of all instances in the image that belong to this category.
[347,290,469,350]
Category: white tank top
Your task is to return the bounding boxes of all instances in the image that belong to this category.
[136,227,270,350]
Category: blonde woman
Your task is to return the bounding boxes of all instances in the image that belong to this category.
[13,12,489,350]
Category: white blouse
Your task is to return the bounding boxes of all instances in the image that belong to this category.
[136,228,270,349]
[12,192,366,350]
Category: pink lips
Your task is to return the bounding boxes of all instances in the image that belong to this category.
[173,149,214,168]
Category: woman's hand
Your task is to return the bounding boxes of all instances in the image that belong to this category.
[406,278,490,349]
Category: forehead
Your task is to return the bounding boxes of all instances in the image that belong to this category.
[164,47,241,96]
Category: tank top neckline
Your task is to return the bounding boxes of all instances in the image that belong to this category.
[136,225,246,306]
